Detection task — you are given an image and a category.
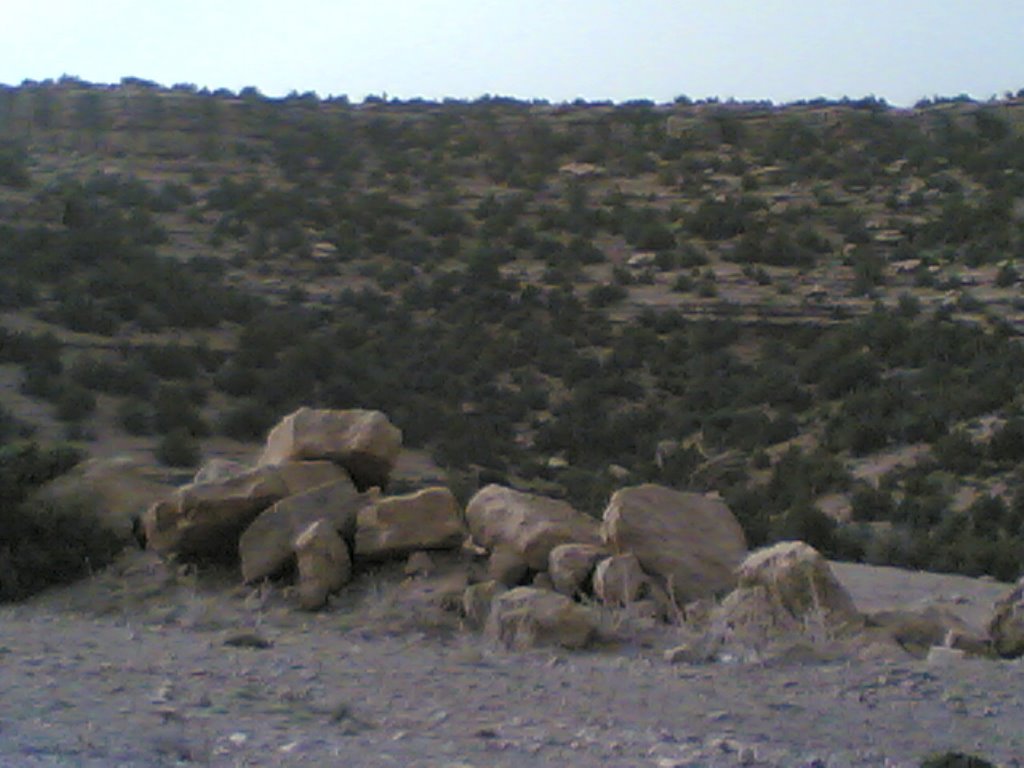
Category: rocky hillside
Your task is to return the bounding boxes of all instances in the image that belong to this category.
[2,78,1024,582]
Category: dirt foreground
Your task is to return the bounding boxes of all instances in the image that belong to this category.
[1,554,1021,768]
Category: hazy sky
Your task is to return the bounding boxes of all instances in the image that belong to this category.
[3,1,1023,105]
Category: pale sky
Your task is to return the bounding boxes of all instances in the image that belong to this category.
[3,1,1023,106]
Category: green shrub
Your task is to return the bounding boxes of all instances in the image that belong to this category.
[0,440,116,602]
[218,399,275,441]
[989,418,1024,463]
[116,398,153,435]
[0,493,123,601]
[156,428,201,467]
[54,384,97,423]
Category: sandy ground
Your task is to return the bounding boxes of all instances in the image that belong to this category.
[1,553,1021,768]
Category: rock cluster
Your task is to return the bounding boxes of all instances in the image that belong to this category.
[138,405,1024,659]
[138,407,755,647]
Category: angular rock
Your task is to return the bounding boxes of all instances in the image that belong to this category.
[593,553,647,607]
[601,484,747,602]
[466,485,600,571]
[143,465,289,559]
[548,543,607,596]
[295,520,352,611]
[258,407,402,490]
[404,551,436,577]
[867,605,988,658]
[989,576,1024,659]
[487,545,530,587]
[192,458,249,485]
[486,587,599,650]
[463,580,507,629]
[275,460,351,496]
[354,487,466,560]
[711,541,863,649]
[239,477,370,583]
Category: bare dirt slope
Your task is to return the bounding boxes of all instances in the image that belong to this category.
[1,554,1021,768]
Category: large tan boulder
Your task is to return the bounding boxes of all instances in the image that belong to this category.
[711,541,863,648]
[486,587,599,650]
[295,520,352,611]
[548,543,608,596]
[275,460,352,495]
[258,407,402,490]
[239,477,371,583]
[601,484,747,602]
[989,577,1024,658]
[465,485,600,571]
[142,465,289,559]
[354,487,466,560]
[593,553,647,607]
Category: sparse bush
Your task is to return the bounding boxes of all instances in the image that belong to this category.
[156,428,201,468]
[0,440,120,602]
[54,384,96,423]
[218,399,275,442]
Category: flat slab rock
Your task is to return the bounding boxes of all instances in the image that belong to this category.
[354,486,466,560]
[258,407,402,490]
[142,464,290,560]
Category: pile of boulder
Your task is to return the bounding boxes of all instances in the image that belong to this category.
[139,406,1024,660]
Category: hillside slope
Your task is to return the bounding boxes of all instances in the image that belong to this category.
[2,79,1024,580]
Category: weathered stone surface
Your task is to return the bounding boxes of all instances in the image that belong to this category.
[295,520,352,611]
[710,541,863,649]
[487,545,530,587]
[532,572,554,591]
[466,485,600,571]
[404,551,435,577]
[258,407,402,490]
[463,580,507,629]
[354,487,466,560]
[989,576,1024,658]
[143,465,289,559]
[593,553,647,607]
[274,460,351,496]
[239,477,370,583]
[486,587,599,650]
[548,543,608,597]
[690,450,747,491]
[192,458,249,485]
[601,484,747,602]
[867,605,988,658]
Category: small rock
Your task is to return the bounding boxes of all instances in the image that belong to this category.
[405,551,436,576]
[926,645,966,666]
[548,543,607,596]
[486,587,599,650]
[223,631,273,649]
[295,519,352,611]
[488,544,531,587]
[593,553,647,607]
[463,581,507,629]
